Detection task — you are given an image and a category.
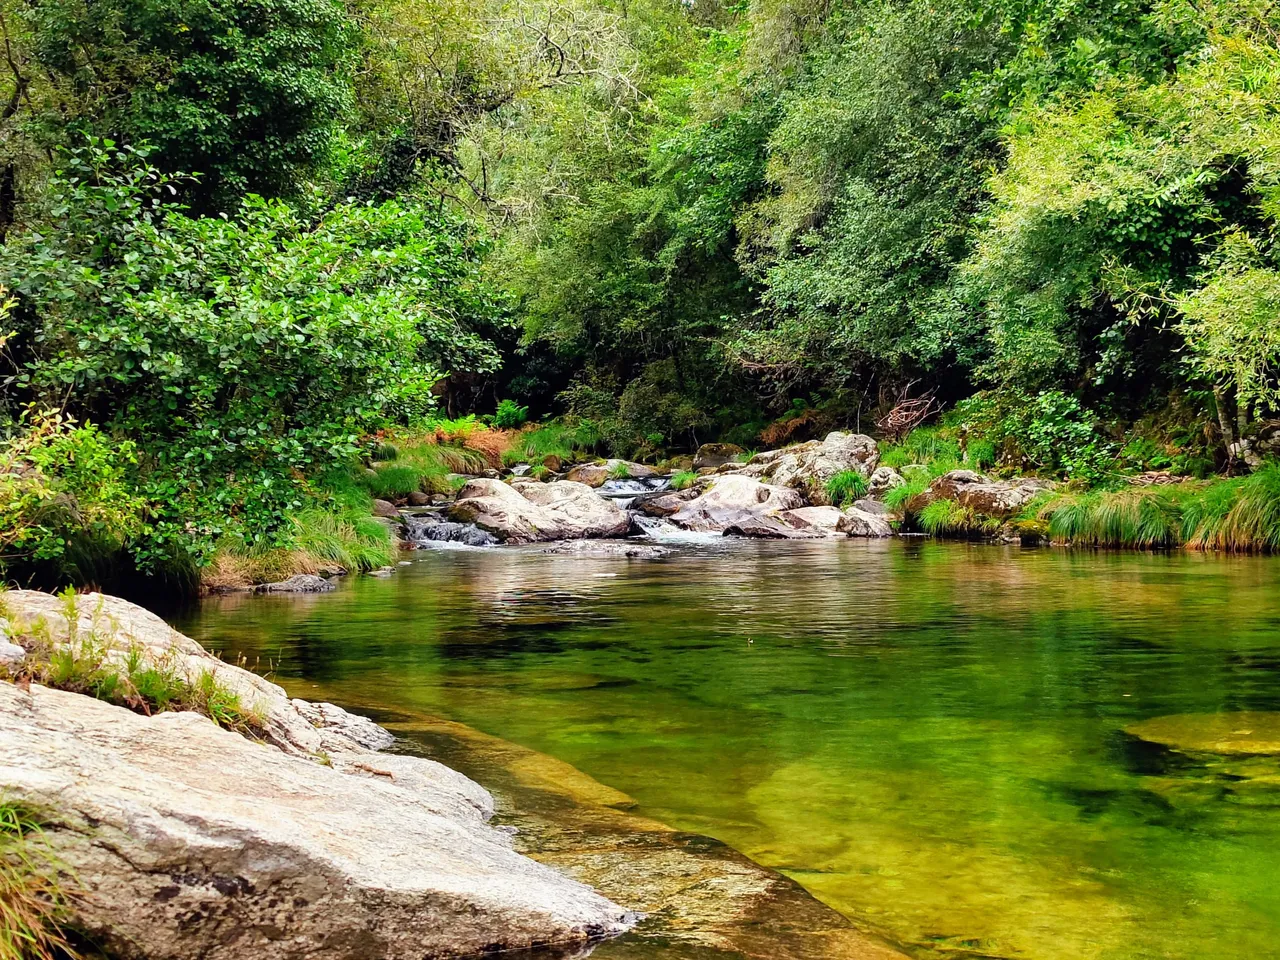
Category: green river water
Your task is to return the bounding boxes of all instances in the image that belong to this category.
[173,539,1280,960]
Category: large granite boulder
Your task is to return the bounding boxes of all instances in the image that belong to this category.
[837,507,895,538]
[449,478,630,543]
[726,433,880,505]
[908,469,1052,519]
[668,475,804,533]
[0,591,633,960]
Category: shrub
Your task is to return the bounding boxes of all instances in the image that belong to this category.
[492,400,529,429]
[826,470,869,506]
[0,410,146,579]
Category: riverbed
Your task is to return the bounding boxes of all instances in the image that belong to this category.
[174,540,1280,960]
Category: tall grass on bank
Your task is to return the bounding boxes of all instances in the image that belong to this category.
[1025,465,1280,552]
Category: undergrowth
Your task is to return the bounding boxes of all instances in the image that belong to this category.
[500,421,600,468]
[1021,464,1280,551]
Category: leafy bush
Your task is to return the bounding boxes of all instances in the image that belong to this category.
[0,139,506,573]
[0,411,146,577]
[826,470,869,506]
[492,400,529,429]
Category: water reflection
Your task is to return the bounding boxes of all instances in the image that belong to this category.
[177,540,1280,960]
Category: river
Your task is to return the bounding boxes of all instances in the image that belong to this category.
[173,539,1280,960]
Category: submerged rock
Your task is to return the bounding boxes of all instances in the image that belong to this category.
[0,591,634,960]
[539,540,672,559]
[1127,712,1280,757]
[449,478,630,543]
[669,475,805,534]
[255,573,336,594]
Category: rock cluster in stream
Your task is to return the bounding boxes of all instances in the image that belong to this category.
[389,430,1053,548]
[0,590,635,960]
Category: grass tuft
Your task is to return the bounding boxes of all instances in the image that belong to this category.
[826,469,869,507]
[670,470,698,491]
[0,800,80,960]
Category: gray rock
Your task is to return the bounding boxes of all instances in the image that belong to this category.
[867,466,905,497]
[372,498,401,519]
[669,474,805,533]
[0,590,634,960]
[632,486,701,517]
[255,574,336,594]
[724,432,880,505]
[539,540,671,559]
[449,479,630,543]
[724,515,827,539]
[406,490,433,506]
[693,443,745,470]
[291,698,397,751]
[368,565,396,578]
[0,641,25,666]
[909,470,1052,519]
[852,498,891,516]
[837,508,895,538]
[407,516,499,547]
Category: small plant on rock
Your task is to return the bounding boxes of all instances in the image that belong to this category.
[670,470,698,491]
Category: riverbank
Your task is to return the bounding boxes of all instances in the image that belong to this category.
[0,588,635,959]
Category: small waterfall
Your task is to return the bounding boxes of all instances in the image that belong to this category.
[629,514,724,544]
[403,513,498,548]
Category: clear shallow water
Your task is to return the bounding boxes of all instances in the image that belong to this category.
[174,541,1280,960]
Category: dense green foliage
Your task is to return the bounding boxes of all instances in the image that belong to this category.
[5,0,1280,582]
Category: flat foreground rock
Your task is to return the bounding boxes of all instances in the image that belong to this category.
[0,591,633,960]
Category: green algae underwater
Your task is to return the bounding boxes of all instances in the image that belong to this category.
[174,540,1280,960]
